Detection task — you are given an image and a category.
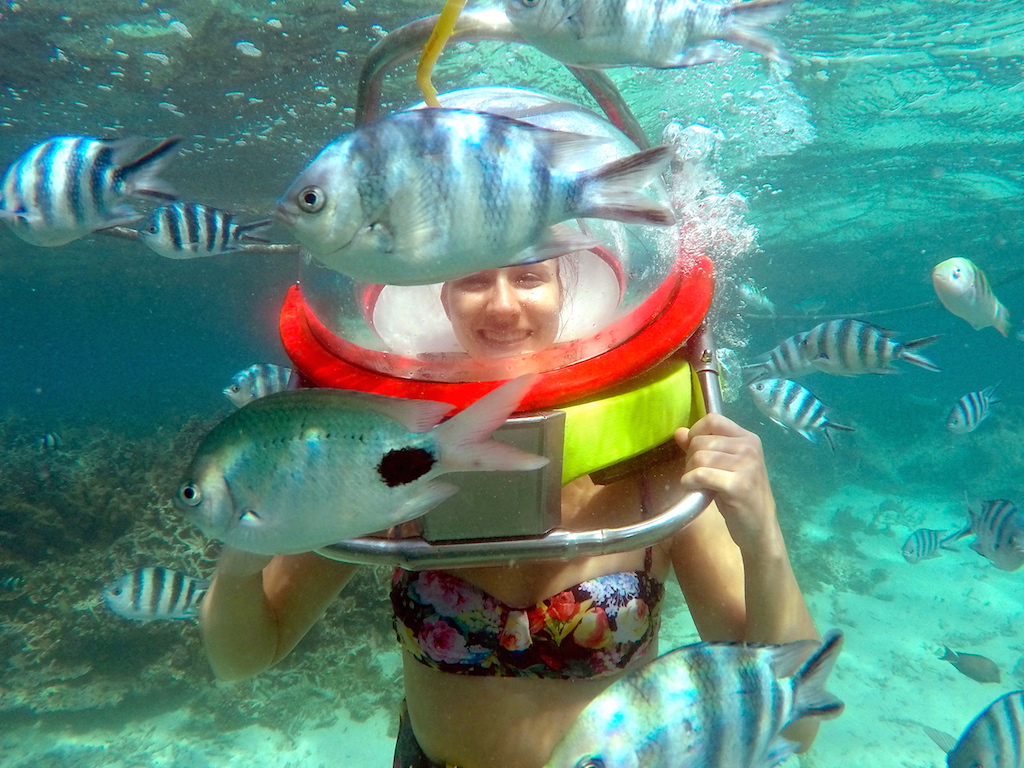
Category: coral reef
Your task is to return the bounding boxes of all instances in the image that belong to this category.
[0,413,401,742]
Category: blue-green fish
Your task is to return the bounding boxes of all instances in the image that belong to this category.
[275,108,674,286]
[175,376,548,555]
[504,0,794,69]
[544,630,844,768]
[0,135,179,247]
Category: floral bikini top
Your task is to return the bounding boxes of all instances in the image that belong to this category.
[390,548,664,679]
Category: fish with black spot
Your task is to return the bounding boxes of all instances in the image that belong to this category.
[175,376,548,555]
[101,566,209,622]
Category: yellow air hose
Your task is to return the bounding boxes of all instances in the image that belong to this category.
[415,0,467,106]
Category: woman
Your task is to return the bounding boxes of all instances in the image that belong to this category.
[199,262,818,768]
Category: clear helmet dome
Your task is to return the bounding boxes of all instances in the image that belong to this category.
[297,86,681,383]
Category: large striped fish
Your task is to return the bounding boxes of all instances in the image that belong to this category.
[742,331,816,383]
[946,384,1000,434]
[504,0,794,69]
[141,202,272,259]
[544,630,845,768]
[101,566,209,622]
[0,135,179,247]
[946,499,1024,572]
[748,378,854,450]
[276,108,674,286]
[925,690,1024,768]
[932,257,1012,337]
[803,319,941,375]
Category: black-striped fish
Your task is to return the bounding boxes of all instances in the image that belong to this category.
[924,690,1024,768]
[803,319,941,375]
[748,378,854,451]
[946,384,1000,434]
[946,499,1024,572]
[742,332,816,383]
[902,528,957,564]
[0,135,179,247]
[544,630,845,768]
[224,363,298,408]
[101,566,209,622]
[276,108,674,285]
[38,432,61,451]
[505,0,794,69]
[140,202,272,259]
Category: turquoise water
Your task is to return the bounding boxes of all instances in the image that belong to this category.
[1,1,1023,766]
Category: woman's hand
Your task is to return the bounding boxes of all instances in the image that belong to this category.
[673,412,780,556]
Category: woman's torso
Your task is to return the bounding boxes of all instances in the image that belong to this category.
[399,473,672,768]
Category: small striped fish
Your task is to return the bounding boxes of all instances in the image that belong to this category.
[946,383,1000,434]
[505,0,794,69]
[901,528,956,564]
[224,363,298,407]
[946,499,1024,572]
[742,332,816,383]
[544,630,844,768]
[748,378,854,450]
[0,135,179,247]
[932,257,1012,337]
[925,690,1024,768]
[38,432,61,452]
[101,566,209,622]
[140,202,272,259]
[803,319,941,375]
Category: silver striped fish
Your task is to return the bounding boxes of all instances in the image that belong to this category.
[901,528,956,564]
[947,499,1024,572]
[505,0,794,69]
[544,630,845,768]
[742,331,816,383]
[946,383,1000,434]
[0,135,179,247]
[224,363,298,408]
[803,319,941,375]
[101,566,209,622]
[276,108,674,286]
[925,690,1024,768]
[141,202,272,259]
[748,378,854,450]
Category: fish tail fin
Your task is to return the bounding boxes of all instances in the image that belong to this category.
[724,0,795,64]
[899,334,943,372]
[237,218,274,243]
[579,146,676,226]
[822,421,854,451]
[116,136,181,201]
[434,375,550,474]
[790,629,845,723]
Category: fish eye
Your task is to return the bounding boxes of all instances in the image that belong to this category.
[297,186,326,213]
[147,223,159,234]
[574,758,605,768]
[177,483,203,506]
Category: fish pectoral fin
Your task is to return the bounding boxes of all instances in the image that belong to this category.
[763,736,800,767]
[922,725,957,755]
[393,481,459,525]
[517,227,601,264]
[666,43,733,68]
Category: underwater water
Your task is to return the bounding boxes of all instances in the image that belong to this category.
[1,0,1023,766]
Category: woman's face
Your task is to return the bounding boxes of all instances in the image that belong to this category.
[442,263,562,358]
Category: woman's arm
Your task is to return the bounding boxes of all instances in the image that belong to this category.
[199,546,359,682]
